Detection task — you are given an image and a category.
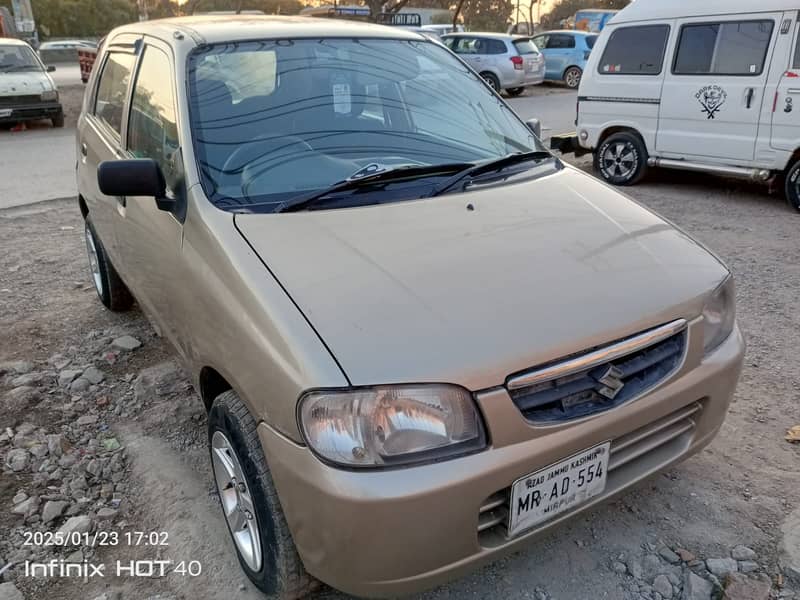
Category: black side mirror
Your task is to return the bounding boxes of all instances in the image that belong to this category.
[46,65,56,72]
[526,118,542,139]
[97,159,174,211]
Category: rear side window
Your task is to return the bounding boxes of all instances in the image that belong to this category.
[481,39,507,55]
[94,52,135,136]
[793,26,800,69]
[586,35,598,49]
[532,35,548,49]
[549,34,576,49]
[674,21,774,76]
[513,39,539,55]
[598,25,670,75]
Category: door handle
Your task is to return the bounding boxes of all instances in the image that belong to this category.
[746,88,755,109]
[80,143,88,157]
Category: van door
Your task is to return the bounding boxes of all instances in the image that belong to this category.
[771,16,800,152]
[656,16,780,162]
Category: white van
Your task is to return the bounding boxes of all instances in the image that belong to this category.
[552,0,800,212]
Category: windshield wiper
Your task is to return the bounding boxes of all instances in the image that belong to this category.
[273,162,475,213]
[428,150,555,197]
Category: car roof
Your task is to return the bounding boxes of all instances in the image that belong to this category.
[109,15,424,45]
[441,32,516,40]
[0,37,30,47]
[612,0,800,24]
[536,29,595,36]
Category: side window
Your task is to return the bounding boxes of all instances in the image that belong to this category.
[533,35,548,49]
[598,25,670,75]
[550,34,576,49]
[128,46,180,191]
[674,21,775,76]
[453,37,478,54]
[94,52,135,136]
[485,39,507,54]
[794,26,800,69]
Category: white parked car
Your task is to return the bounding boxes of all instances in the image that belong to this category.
[552,0,800,212]
[0,38,63,127]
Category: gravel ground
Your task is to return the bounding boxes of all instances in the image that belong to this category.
[1,161,799,600]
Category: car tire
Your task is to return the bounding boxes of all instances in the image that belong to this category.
[784,159,800,213]
[52,112,65,128]
[481,72,501,93]
[594,132,649,186]
[563,66,582,89]
[209,390,318,599]
[84,217,134,311]
[506,87,525,97]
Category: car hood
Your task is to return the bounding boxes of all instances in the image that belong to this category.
[235,166,728,390]
[0,71,54,95]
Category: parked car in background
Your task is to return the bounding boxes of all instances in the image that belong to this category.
[422,23,464,36]
[441,32,545,95]
[532,30,597,88]
[39,39,95,51]
[0,38,63,127]
[553,0,800,213]
[78,14,744,599]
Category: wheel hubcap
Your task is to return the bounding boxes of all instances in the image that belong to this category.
[601,142,636,179]
[484,76,497,90]
[566,70,581,87]
[84,223,103,296]
[211,431,263,572]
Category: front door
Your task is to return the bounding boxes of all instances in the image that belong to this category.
[543,33,577,80]
[771,17,800,151]
[656,15,780,162]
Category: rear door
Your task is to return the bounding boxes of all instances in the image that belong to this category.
[771,13,800,152]
[545,33,577,79]
[656,16,780,162]
[449,36,483,72]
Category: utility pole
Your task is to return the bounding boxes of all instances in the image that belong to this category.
[137,0,148,21]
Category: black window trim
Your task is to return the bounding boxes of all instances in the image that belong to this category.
[596,24,671,76]
[671,18,776,77]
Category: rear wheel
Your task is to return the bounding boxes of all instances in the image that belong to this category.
[84,217,133,311]
[563,66,582,89]
[209,390,317,598]
[506,87,525,97]
[481,72,500,93]
[594,132,648,186]
[784,159,800,212]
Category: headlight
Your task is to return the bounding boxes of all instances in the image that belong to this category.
[298,385,485,468]
[702,276,735,353]
[41,90,58,102]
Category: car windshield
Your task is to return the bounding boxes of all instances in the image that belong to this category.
[0,45,43,73]
[586,35,598,49]
[187,38,545,213]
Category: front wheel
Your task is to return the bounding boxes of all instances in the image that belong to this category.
[563,66,582,89]
[481,72,500,93]
[594,132,648,186]
[784,160,800,212]
[506,87,525,97]
[209,390,318,598]
[84,218,133,311]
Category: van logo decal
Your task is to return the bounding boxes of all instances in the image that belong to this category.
[696,85,727,119]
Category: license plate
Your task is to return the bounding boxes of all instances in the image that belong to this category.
[0,109,12,118]
[508,442,610,537]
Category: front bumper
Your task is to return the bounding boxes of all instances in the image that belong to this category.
[259,321,745,598]
[0,101,62,123]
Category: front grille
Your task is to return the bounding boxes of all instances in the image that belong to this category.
[0,95,41,107]
[507,321,687,423]
[477,401,703,545]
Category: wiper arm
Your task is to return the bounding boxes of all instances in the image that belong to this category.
[274,162,475,213]
[429,150,555,197]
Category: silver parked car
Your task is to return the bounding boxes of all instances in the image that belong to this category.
[442,32,545,95]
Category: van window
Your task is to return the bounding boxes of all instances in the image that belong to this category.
[94,52,135,136]
[128,46,180,192]
[598,25,669,75]
[794,29,800,69]
[674,21,774,76]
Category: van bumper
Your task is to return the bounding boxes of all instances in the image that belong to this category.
[258,325,744,598]
[550,132,590,157]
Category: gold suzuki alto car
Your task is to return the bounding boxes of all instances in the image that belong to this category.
[76,15,745,599]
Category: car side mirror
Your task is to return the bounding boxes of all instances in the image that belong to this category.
[46,65,56,72]
[526,118,542,138]
[97,159,174,211]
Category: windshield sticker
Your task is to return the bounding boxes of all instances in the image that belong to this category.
[332,82,351,115]
[696,85,727,119]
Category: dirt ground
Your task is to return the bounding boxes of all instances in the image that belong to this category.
[1,159,800,600]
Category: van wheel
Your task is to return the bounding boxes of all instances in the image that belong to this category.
[481,72,500,92]
[563,67,582,89]
[84,218,133,311]
[784,160,800,213]
[594,132,648,186]
[506,87,525,97]
[209,390,318,598]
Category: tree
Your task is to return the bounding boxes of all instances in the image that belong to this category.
[460,0,512,32]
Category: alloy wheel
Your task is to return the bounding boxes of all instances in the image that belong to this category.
[565,68,581,89]
[211,430,263,572]
[601,142,637,180]
[84,222,103,296]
